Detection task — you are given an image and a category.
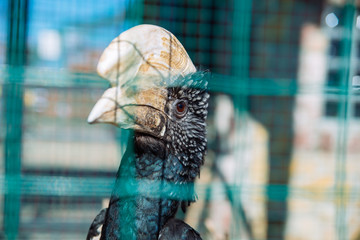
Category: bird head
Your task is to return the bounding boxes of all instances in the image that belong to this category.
[88,24,209,167]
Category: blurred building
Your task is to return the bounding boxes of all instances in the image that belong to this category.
[1,0,360,240]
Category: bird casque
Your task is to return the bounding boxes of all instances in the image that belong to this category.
[86,24,209,240]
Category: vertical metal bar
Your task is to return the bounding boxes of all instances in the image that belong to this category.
[117,0,144,150]
[115,0,144,156]
[231,1,253,239]
[127,0,144,25]
[3,0,28,239]
[335,1,355,239]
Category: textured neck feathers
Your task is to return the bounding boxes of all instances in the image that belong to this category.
[101,134,181,240]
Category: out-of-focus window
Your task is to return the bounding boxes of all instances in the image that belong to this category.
[27,0,132,70]
[323,6,360,119]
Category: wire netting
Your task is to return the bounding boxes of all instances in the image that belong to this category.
[1,0,360,239]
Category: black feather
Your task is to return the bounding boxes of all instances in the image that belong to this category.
[86,208,107,240]
[159,218,202,240]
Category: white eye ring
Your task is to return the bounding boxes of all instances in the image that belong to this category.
[174,100,188,118]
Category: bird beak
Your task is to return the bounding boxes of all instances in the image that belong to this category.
[87,82,168,138]
[87,24,196,138]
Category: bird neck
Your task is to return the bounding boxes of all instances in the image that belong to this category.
[101,134,184,240]
[101,133,200,239]
[114,133,166,179]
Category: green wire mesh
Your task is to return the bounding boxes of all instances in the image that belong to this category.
[1,0,360,239]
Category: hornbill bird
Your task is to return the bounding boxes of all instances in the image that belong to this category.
[86,25,209,240]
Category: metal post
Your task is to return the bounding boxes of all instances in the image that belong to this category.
[335,1,355,239]
[231,1,253,239]
[3,0,28,239]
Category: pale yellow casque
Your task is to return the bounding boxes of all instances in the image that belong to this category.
[97,24,196,87]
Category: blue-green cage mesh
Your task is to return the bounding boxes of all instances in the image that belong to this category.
[1,0,360,239]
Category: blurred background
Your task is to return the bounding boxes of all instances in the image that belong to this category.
[1,0,360,239]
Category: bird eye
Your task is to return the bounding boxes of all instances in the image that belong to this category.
[174,100,188,118]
